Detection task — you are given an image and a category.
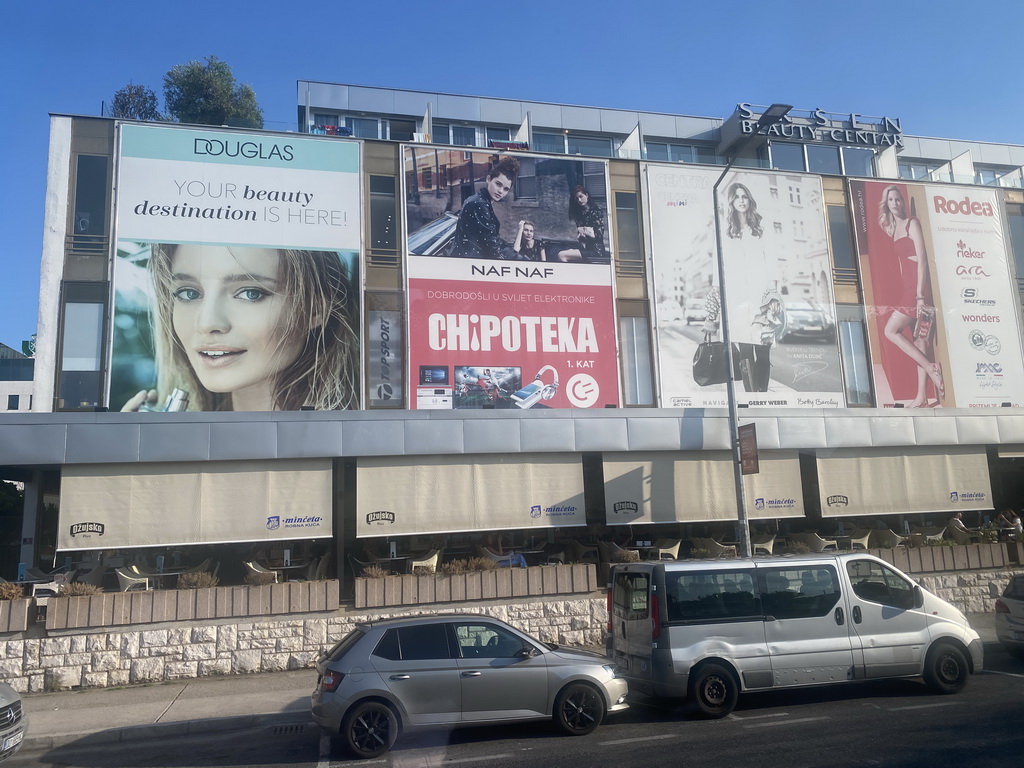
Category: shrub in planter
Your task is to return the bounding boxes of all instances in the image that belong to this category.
[59,582,103,597]
[688,547,713,559]
[244,571,277,586]
[611,550,640,563]
[466,557,498,572]
[359,564,391,579]
[440,559,469,575]
[177,571,220,589]
[0,582,25,600]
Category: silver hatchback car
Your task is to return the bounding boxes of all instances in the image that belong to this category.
[311,614,628,759]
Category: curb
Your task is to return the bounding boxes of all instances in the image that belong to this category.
[23,710,313,751]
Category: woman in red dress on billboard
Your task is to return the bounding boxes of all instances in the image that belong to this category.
[877,185,944,407]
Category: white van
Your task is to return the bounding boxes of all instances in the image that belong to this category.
[607,553,983,717]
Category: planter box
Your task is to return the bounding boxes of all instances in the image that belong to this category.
[0,599,31,633]
[353,564,597,610]
[45,580,340,630]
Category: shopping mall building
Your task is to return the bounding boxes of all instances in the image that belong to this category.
[4,81,1024,580]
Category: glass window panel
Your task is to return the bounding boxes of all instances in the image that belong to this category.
[761,567,840,619]
[486,126,510,144]
[807,145,841,175]
[431,123,450,144]
[451,125,476,146]
[567,135,612,157]
[398,624,451,660]
[62,303,104,371]
[666,569,759,622]
[670,144,695,163]
[838,307,873,406]
[771,142,805,171]
[827,206,856,272]
[842,147,875,177]
[6,395,17,410]
[694,146,718,165]
[73,155,108,236]
[646,142,669,161]
[615,192,641,260]
[369,175,397,251]
[346,117,379,139]
[619,316,653,406]
[389,119,415,142]
[312,113,338,127]
[1005,204,1024,293]
[534,132,565,154]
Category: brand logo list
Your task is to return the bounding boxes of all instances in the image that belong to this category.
[613,501,639,515]
[961,288,996,307]
[933,196,994,217]
[193,138,294,161]
[949,491,986,503]
[366,510,396,526]
[755,498,796,510]
[826,495,849,507]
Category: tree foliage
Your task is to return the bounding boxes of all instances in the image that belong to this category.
[163,56,264,129]
[110,83,162,121]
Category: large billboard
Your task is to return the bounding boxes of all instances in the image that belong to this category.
[110,124,361,412]
[646,165,845,408]
[403,148,619,410]
[850,180,1024,408]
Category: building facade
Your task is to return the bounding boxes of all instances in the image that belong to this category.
[5,82,1024,580]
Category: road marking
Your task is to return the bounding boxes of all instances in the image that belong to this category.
[981,669,1024,679]
[600,734,677,746]
[743,716,829,729]
[317,731,332,768]
[444,754,514,764]
[728,712,790,721]
[887,701,960,712]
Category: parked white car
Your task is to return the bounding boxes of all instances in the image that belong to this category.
[0,682,26,763]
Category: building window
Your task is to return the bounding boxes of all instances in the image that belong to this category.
[388,119,416,142]
[787,185,802,206]
[516,162,537,200]
[451,125,476,146]
[486,126,510,145]
[614,192,642,264]
[1006,204,1024,297]
[533,132,565,154]
[431,123,449,144]
[975,165,1014,186]
[807,145,841,175]
[72,155,109,239]
[898,159,943,181]
[59,282,107,410]
[369,175,397,253]
[312,113,338,127]
[842,147,875,177]
[346,117,379,139]
[827,205,857,276]
[837,305,873,406]
[567,135,612,158]
[6,395,17,411]
[619,315,653,406]
[645,142,669,162]
[694,146,717,165]
[770,142,805,172]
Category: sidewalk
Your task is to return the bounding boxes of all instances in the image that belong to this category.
[19,614,997,751]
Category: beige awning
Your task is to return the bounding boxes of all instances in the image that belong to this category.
[356,454,585,537]
[603,450,804,524]
[817,447,992,517]
[59,459,333,550]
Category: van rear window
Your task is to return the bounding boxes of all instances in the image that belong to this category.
[665,570,758,622]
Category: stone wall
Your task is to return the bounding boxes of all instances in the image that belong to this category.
[0,593,607,694]
[917,568,1019,613]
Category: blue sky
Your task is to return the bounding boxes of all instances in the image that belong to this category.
[3,0,1023,350]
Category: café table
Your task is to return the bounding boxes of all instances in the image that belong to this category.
[372,556,411,574]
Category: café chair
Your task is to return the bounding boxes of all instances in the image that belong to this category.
[789,532,839,552]
[409,548,444,573]
[115,566,151,592]
[75,564,108,588]
[689,537,738,558]
[869,529,907,549]
[847,529,873,550]
[751,534,776,555]
[475,545,517,568]
[650,539,682,560]
[244,560,281,583]
[568,540,599,563]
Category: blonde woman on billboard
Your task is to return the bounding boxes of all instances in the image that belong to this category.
[877,185,944,406]
[703,182,783,392]
[122,243,358,412]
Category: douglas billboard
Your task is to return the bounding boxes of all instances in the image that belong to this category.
[110,125,362,413]
[403,147,620,410]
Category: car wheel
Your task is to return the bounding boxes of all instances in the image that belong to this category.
[923,642,969,694]
[689,662,738,718]
[341,700,399,759]
[554,682,605,736]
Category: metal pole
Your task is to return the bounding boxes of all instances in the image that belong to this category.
[712,165,752,559]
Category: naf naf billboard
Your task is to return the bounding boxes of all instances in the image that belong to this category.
[850,180,1024,408]
[402,147,620,411]
[110,124,362,414]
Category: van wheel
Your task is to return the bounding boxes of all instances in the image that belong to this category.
[341,700,399,759]
[689,663,738,718]
[923,642,968,694]
[554,682,605,735]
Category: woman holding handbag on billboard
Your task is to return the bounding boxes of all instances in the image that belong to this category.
[877,185,944,407]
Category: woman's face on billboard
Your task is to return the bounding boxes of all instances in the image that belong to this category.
[169,245,300,410]
[886,188,905,218]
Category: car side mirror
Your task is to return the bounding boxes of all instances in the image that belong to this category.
[913,585,924,609]
[515,646,539,660]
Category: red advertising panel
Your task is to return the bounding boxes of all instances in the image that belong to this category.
[403,148,620,410]
[850,180,1024,408]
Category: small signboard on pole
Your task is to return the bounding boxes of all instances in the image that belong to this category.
[739,423,759,475]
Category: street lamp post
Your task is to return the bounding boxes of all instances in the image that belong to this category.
[712,103,792,559]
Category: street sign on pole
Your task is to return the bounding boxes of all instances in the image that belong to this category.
[739,423,759,475]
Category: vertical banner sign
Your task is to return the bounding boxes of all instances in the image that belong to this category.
[850,180,1024,408]
[111,125,362,412]
[739,423,759,475]
[645,164,845,408]
[403,147,620,410]
[368,310,404,407]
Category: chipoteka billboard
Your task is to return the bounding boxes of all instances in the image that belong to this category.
[403,147,620,410]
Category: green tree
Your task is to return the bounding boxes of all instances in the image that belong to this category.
[163,56,263,129]
[110,83,162,121]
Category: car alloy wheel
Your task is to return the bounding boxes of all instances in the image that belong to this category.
[554,682,605,736]
[342,700,398,759]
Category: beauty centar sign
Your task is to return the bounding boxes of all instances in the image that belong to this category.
[721,104,903,152]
